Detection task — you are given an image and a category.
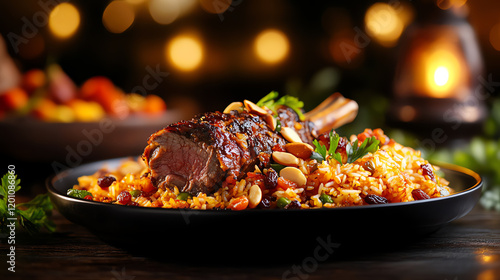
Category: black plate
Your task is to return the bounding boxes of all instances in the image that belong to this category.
[47,157,482,258]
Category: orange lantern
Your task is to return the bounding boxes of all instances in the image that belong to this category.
[390,2,486,133]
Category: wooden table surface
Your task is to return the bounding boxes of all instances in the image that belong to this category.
[2,201,500,280]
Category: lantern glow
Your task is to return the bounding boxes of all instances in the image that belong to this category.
[421,47,463,98]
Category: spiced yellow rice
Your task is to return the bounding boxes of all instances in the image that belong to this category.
[70,128,452,210]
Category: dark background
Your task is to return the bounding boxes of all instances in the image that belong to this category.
[1,0,499,114]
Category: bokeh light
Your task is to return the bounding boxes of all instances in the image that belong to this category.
[437,0,468,10]
[125,0,146,4]
[148,0,196,25]
[149,0,180,25]
[489,23,500,51]
[200,0,232,14]
[477,269,497,280]
[166,34,204,71]
[102,1,135,34]
[48,3,80,39]
[364,3,404,47]
[253,29,290,64]
[399,105,417,122]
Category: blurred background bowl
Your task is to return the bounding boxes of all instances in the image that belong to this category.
[0,111,183,163]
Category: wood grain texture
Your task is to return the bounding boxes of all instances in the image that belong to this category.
[2,202,500,280]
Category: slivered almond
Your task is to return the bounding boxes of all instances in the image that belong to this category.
[280,167,307,186]
[280,127,303,143]
[264,114,277,131]
[223,102,243,114]
[285,142,314,159]
[272,151,299,166]
[244,100,268,116]
[248,184,262,208]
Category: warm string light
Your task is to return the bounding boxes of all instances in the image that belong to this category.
[48,3,80,39]
[148,0,197,25]
[253,29,290,64]
[166,34,204,71]
[364,2,406,47]
[103,1,135,34]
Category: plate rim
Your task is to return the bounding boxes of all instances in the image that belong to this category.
[46,157,483,214]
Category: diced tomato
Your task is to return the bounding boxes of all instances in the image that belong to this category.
[225,175,238,185]
[357,128,390,145]
[229,196,249,210]
[151,200,163,207]
[356,129,372,143]
[277,177,298,190]
[140,177,156,194]
[246,172,265,189]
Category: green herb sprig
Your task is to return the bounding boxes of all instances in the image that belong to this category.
[312,130,343,164]
[312,130,380,165]
[0,173,55,235]
[256,91,305,121]
[67,189,93,199]
[346,136,380,164]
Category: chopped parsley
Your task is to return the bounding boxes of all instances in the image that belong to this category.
[256,91,305,121]
[312,130,380,165]
[67,189,93,199]
[346,136,380,164]
[312,130,343,165]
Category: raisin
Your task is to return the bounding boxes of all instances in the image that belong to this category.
[421,164,436,182]
[412,189,430,200]
[117,191,132,205]
[336,137,348,153]
[318,132,348,155]
[364,194,388,204]
[97,176,116,189]
[363,160,376,174]
[285,200,301,209]
[264,168,278,189]
[317,132,331,147]
[258,196,272,208]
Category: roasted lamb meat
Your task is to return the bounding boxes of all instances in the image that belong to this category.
[143,93,358,195]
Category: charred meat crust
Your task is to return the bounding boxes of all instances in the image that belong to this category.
[143,108,316,195]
